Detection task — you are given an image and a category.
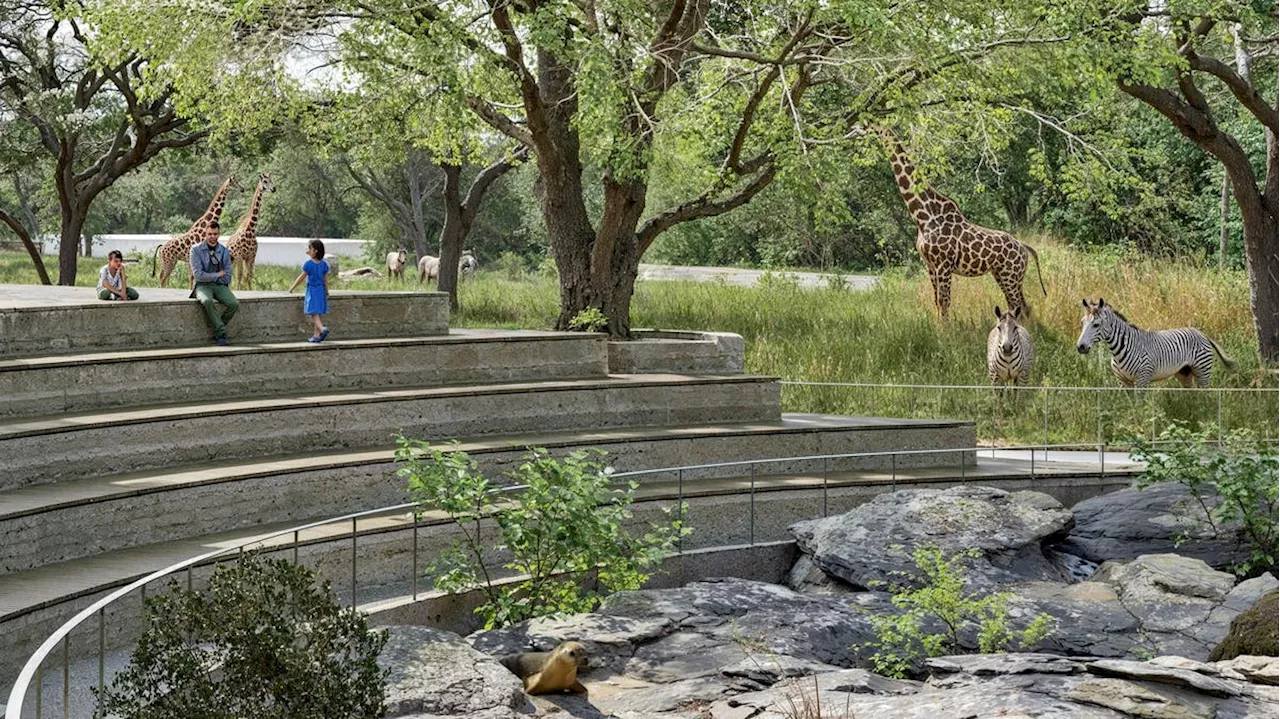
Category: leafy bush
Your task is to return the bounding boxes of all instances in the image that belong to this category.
[96,556,387,719]
[567,306,609,332]
[862,545,1055,679]
[396,440,689,629]
[1130,422,1278,577]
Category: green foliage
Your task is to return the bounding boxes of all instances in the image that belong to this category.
[395,439,689,629]
[1129,422,1279,577]
[95,556,387,719]
[862,545,1055,679]
[568,307,609,333]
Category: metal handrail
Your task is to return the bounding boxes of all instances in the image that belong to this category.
[3,438,1256,719]
[780,380,1278,393]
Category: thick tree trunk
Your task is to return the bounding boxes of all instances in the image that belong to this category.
[57,209,87,286]
[1228,130,1278,362]
[437,164,463,313]
[594,176,649,337]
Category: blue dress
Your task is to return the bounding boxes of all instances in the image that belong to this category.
[303,259,329,315]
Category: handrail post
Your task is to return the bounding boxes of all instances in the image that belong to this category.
[293,530,299,565]
[822,457,828,517]
[748,463,755,546]
[61,637,68,719]
[891,452,897,490]
[411,512,419,601]
[1217,389,1223,446]
[350,517,358,609]
[98,607,105,709]
[959,449,966,484]
[35,661,41,719]
[677,468,684,553]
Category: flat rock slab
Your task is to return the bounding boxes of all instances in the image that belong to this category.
[379,626,532,719]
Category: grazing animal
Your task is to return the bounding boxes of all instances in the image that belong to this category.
[339,266,382,281]
[227,172,275,290]
[418,249,479,283]
[878,129,1045,320]
[987,305,1034,386]
[386,247,407,280]
[499,641,589,696]
[153,174,240,287]
[1076,298,1234,388]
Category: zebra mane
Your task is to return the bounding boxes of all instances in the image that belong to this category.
[1106,306,1139,330]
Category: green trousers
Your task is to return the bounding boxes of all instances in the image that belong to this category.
[97,287,139,301]
[194,283,240,339]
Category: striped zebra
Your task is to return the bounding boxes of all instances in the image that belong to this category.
[1076,298,1234,388]
[987,305,1033,386]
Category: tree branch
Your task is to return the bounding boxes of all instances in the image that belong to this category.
[637,162,777,252]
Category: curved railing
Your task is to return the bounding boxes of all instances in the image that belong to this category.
[0,440,1207,718]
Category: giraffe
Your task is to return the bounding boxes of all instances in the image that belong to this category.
[877,128,1046,321]
[153,174,241,287]
[228,172,275,290]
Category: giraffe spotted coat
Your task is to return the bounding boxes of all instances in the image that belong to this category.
[228,173,275,290]
[153,175,240,287]
[879,129,1046,320]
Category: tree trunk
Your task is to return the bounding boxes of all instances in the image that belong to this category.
[57,209,87,286]
[437,164,463,313]
[594,175,648,337]
[1219,175,1231,269]
[0,208,51,284]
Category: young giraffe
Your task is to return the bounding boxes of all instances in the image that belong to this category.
[228,172,275,290]
[877,129,1046,320]
[153,174,241,287]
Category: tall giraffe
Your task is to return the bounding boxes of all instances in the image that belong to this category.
[153,174,241,287]
[877,128,1046,320]
[228,172,275,290]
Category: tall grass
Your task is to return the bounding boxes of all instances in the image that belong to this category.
[3,241,1275,443]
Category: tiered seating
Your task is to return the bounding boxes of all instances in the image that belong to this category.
[0,286,978,694]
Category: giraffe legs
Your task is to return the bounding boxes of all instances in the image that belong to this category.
[244,260,255,291]
[158,259,176,288]
[996,270,1028,317]
[931,268,953,321]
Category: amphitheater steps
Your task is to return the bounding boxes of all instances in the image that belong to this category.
[0,414,976,574]
[0,291,449,359]
[0,374,781,489]
[0,330,607,419]
[0,453,1140,692]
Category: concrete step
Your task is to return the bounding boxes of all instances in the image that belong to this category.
[0,414,976,574]
[0,329,607,419]
[0,290,448,359]
[0,374,781,490]
[0,455,1141,692]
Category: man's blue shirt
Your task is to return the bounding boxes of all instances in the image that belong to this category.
[189,242,232,285]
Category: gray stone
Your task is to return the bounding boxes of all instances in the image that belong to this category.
[1211,656,1280,685]
[788,486,1075,590]
[379,626,533,719]
[1055,483,1253,571]
[1087,659,1240,696]
[1092,554,1237,602]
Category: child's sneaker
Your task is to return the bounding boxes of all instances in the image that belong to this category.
[318,327,330,342]
[307,336,321,343]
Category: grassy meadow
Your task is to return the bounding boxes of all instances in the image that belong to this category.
[3,240,1275,445]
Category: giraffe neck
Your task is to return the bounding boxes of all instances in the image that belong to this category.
[195,179,233,230]
[880,132,964,231]
[239,180,266,235]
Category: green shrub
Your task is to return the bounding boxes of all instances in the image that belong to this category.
[567,306,609,332]
[862,545,1055,679]
[95,556,387,719]
[396,439,690,629]
[1129,422,1279,577]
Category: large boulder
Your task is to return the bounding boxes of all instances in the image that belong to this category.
[788,486,1075,590]
[1054,483,1253,570]
[1210,591,1279,661]
[379,626,532,718]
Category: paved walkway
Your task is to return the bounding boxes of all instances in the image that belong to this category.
[0,283,287,309]
[637,264,879,290]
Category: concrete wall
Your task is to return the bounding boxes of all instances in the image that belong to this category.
[46,235,372,265]
[0,332,607,419]
[609,330,746,375]
[0,292,449,359]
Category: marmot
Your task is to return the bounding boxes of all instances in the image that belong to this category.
[498,641,589,695]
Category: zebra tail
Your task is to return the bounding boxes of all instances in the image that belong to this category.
[1023,243,1047,297]
[152,244,160,277]
[1207,336,1235,368]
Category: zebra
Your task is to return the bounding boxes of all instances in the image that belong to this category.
[460,248,478,279]
[987,305,1033,386]
[1076,298,1234,388]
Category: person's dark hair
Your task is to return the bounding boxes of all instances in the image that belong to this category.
[107,250,123,261]
[309,239,325,258]
[208,220,220,231]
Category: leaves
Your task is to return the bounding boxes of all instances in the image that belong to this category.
[396,438,690,629]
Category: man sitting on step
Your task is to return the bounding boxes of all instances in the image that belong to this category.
[189,220,239,346]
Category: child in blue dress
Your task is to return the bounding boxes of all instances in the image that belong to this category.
[288,239,331,342]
